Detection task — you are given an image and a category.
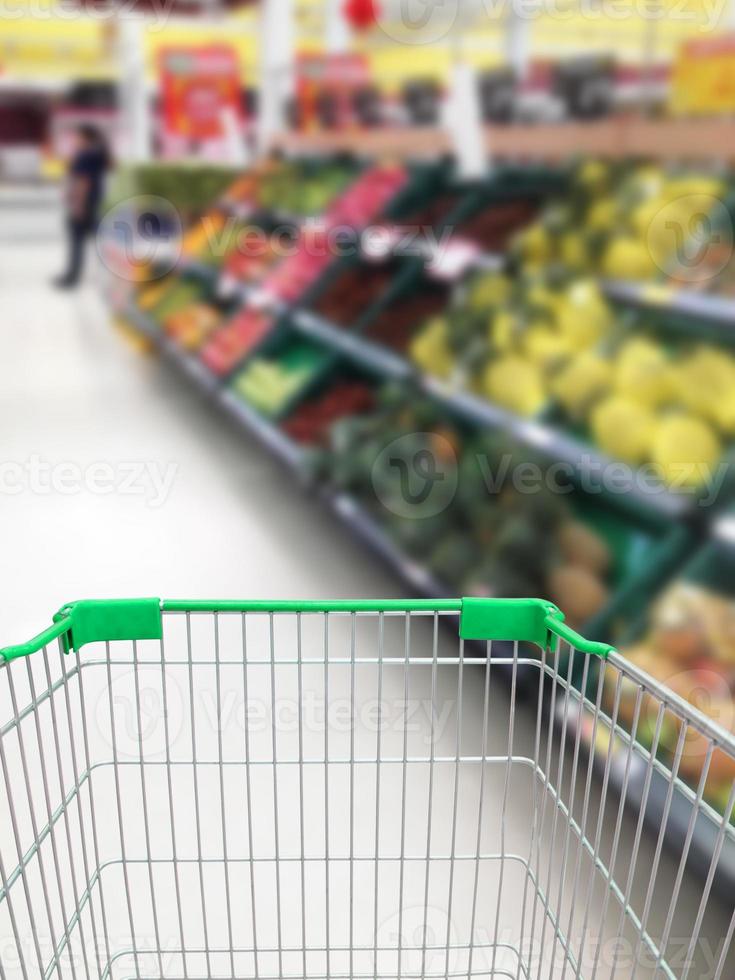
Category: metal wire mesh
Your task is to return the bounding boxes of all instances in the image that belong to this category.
[0,607,733,979]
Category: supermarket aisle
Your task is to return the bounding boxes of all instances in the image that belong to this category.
[0,229,399,647]
[0,217,732,979]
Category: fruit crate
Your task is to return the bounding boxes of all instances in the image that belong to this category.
[254,157,362,219]
[200,307,280,379]
[444,165,569,253]
[228,334,339,422]
[277,363,380,451]
[293,163,556,322]
[298,253,419,334]
[543,311,735,516]
[375,159,455,224]
[312,385,692,634]
[137,274,211,328]
[359,272,454,355]
[292,162,454,318]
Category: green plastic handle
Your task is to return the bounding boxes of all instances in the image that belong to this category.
[0,597,612,662]
[0,616,73,662]
[161,599,463,613]
[543,613,614,660]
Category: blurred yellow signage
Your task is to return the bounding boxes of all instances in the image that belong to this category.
[671,34,735,115]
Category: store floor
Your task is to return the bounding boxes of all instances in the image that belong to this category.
[1,219,732,978]
[0,235,400,646]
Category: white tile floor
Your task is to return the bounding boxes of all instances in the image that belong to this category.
[0,214,731,978]
[0,235,400,649]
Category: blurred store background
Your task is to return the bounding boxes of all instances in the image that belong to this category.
[2,0,735,949]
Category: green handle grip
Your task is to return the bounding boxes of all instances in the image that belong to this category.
[0,597,613,662]
[0,616,73,662]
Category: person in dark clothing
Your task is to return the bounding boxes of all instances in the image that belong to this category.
[53,125,110,289]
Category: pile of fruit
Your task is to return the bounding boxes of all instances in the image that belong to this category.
[264,165,408,304]
[282,380,376,446]
[318,386,612,627]
[181,214,252,266]
[613,581,735,819]
[165,303,222,351]
[454,197,540,251]
[256,162,356,217]
[410,272,613,417]
[365,281,451,352]
[142,278,208,327]
[310,261,398,326]
[556,336,734,488]
[201,309,274,376]
[223,235,283,284]
[510,160,727,283]
[323,165,407,229]
[397,192,462,228]
[230,342,332,417]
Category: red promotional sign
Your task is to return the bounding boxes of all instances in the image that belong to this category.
[296,53,370,130]
[160,45,242,141]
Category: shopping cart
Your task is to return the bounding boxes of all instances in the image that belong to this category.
[0,597,733,980]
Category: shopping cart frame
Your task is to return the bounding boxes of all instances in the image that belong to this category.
[0,596,733,980]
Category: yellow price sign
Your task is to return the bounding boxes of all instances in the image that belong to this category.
[671,34,735,115]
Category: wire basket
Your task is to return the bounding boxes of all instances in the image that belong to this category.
[0,597,733,980]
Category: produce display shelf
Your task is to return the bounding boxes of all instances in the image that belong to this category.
[326,491,452,600]
[322,461,727,898]
[114,153,735,908]
[124,304,161,342]
[121,296,727,894]
[178,258,220,284]
[123,301,309,474]
[604,280,735,330]
[218,388,307,474]
[123,303,222,396]
[162,337,222,394]
[290,306,691,523]
[292,308,413,380]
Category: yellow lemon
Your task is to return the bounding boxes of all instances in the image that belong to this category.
[523,326,572,371]
[602,237,657,280]
[591,396,657,464]
[652,415,721,488]
[615,337,672,408]
[483,356,546,417]
[553,352,613,415]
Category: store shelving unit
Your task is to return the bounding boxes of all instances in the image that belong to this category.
[290,304,694,523]
[604,279,735,332]
[115,152,735,893]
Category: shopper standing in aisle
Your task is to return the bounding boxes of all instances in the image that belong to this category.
[53,125,110,289]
